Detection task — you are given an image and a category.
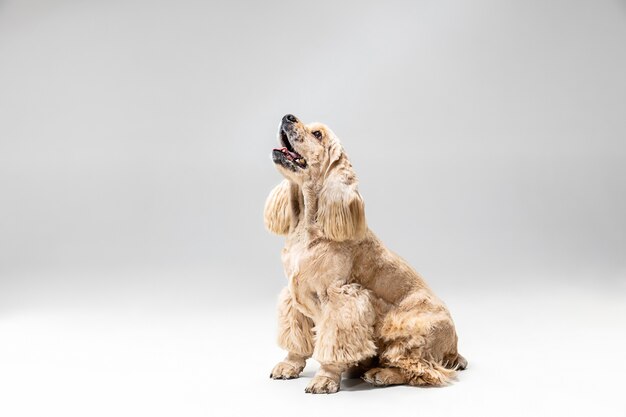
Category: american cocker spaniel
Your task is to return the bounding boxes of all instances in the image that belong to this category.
[264,114,466,394]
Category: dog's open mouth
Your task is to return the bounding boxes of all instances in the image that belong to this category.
[273,130,307,169]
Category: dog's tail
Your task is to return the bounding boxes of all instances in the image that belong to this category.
[449,353,468,371]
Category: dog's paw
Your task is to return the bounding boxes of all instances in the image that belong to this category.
[304,376,340,394]
[269,361,302,380]
[362,367,406,387]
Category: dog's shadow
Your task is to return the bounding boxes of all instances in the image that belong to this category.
[341,377,378,391]
[299,370,379,391]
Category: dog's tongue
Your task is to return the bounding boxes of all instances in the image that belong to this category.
[274,147,301,159]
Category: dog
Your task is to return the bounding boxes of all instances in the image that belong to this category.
[264,114,466,394]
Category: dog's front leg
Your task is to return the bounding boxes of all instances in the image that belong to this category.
[306,283,377,394]
[270,287,315,380]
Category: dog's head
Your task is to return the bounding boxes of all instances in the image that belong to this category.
[265,114,366,241]
[271,114,335,181]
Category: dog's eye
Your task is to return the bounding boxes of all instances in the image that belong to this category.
[312,130,322,140]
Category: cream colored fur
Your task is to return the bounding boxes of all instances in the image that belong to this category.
[266,116,466,394]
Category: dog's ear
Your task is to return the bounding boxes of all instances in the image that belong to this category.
[317,176,366,242]
[264,180,293,235]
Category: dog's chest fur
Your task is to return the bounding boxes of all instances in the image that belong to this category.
[281,231,353,320]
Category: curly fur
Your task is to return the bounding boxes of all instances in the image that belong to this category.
[317,180,366,241]
[264,180,292,235]
[276,287,315,357]
[265,115,466,394]
[312,283,377,365]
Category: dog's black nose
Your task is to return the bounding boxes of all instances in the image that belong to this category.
[283,114,298,124]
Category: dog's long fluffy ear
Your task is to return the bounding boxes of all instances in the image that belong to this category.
[317,177,366,242]
[264,180,292,235]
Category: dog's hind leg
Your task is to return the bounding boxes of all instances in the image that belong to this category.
[367,291,460,387]
[270,287,315,380]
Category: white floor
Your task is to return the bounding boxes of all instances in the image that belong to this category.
[1,280,624,417]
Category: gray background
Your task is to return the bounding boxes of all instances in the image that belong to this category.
[1,1,625,416]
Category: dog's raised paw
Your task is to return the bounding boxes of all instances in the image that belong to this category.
[304,376,340,394]
[270,361,301,380]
